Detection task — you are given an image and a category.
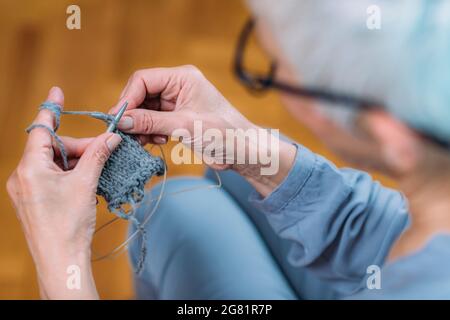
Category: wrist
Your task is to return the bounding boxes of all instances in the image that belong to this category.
[232,136,297,197]
[32,232,91,266]
[33,243,97,299]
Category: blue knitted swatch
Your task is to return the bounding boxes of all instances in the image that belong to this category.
[26,101,165,273]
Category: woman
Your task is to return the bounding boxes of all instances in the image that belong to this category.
[7,0,450,299]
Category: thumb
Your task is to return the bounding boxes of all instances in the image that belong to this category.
[117,109,186,136]
[75,132,122,181]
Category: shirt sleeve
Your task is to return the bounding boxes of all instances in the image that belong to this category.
[249,143,410,297]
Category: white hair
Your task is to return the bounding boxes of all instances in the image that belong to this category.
[247,0,450,143]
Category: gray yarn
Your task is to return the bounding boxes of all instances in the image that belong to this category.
[26,101,165,273]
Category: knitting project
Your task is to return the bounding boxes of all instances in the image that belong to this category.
[26,101,165,273]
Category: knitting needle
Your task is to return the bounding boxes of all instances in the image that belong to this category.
[106,101,128,133]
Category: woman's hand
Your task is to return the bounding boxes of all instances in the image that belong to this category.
[111,65,256,169]
[111,65,297,196]
[6,87,122,299]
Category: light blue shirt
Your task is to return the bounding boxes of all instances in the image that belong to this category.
[249,144,449,299]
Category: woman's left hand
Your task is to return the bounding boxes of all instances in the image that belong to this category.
[6,87,122,299]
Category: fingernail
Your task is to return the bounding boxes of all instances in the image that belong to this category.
[49,86,63,101]
[106,133,122,152]
[117,116,133,130]
[154,136,167,144]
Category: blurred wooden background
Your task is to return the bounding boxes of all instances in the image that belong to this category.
[0,0,390,299]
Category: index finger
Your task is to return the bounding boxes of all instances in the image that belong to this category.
[109,66,187,114]
[25,87,64,156]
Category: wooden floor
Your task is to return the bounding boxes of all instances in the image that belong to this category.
[0,0,391,299]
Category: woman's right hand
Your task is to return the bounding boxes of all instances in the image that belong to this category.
[111,65,297,196]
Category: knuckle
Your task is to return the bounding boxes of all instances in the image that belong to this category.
[180,118,193,133]
[132,69,144,79]
[127,96,140,109]
[6,173,21,211]
[6,174,16,197]
[182,65,203,79]
[138,111,154,133]
[16,163,35,183]
[126,73,135,83]
[127,70,142,85]
[93,146,110,165]
[180,111,195,131]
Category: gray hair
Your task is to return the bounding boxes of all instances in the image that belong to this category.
[247,0,450,143]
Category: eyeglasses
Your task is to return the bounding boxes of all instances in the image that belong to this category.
[233,18,450,149]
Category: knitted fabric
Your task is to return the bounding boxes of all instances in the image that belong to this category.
[26,101,165,273]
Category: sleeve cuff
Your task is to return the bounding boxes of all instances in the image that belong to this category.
[249,143,317,213]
